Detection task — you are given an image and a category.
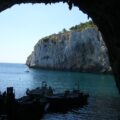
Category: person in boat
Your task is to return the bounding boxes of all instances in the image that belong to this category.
[41,81,53,96]
[41,81,48,95]
[47,86,53,96]
[26,88,30,95]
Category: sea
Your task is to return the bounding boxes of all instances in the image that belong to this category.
[0,63,120,120]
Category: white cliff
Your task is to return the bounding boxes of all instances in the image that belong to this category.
[26,28,111,73]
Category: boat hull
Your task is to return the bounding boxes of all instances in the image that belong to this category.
[46,93,89,112]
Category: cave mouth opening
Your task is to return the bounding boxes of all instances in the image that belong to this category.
[0,1,120,93]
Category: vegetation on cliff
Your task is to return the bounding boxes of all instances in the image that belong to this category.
[40,20,97,43]
[69,21,97,31]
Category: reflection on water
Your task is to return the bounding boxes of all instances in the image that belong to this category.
[0,63,120,120]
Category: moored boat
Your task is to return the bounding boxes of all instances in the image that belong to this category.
[20,81,89,113]
[26,81,53,98]
[45,90,89,112]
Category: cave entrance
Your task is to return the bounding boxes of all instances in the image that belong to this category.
[0,0,120,94]
[0,2,120,120]
[0,2,119,94]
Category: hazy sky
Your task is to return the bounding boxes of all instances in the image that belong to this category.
[0,3,89,63]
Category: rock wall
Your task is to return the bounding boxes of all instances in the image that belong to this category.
[26,28,111,73]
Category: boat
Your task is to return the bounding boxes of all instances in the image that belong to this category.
[26,81,53,98]
[22,81,89,113]
[1,85,89,119]
[25,68,30,73]
[45,90,89,112]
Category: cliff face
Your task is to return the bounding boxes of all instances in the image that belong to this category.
[26,28,111,73]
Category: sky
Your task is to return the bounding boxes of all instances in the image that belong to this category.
[0,3,89,63]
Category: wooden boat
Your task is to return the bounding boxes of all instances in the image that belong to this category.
[45,90,89,112]
[26,81,53,98]
[24,81,89,113]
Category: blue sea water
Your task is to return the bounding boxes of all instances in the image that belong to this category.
[0,63,120,120]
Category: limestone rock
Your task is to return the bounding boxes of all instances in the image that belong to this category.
[26,28,111,73]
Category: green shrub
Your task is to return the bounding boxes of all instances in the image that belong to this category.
[42,37,49,43]
[70,21,96,31]
[40,21,96,43]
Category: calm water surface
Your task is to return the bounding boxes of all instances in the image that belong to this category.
[0,63,120,120]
